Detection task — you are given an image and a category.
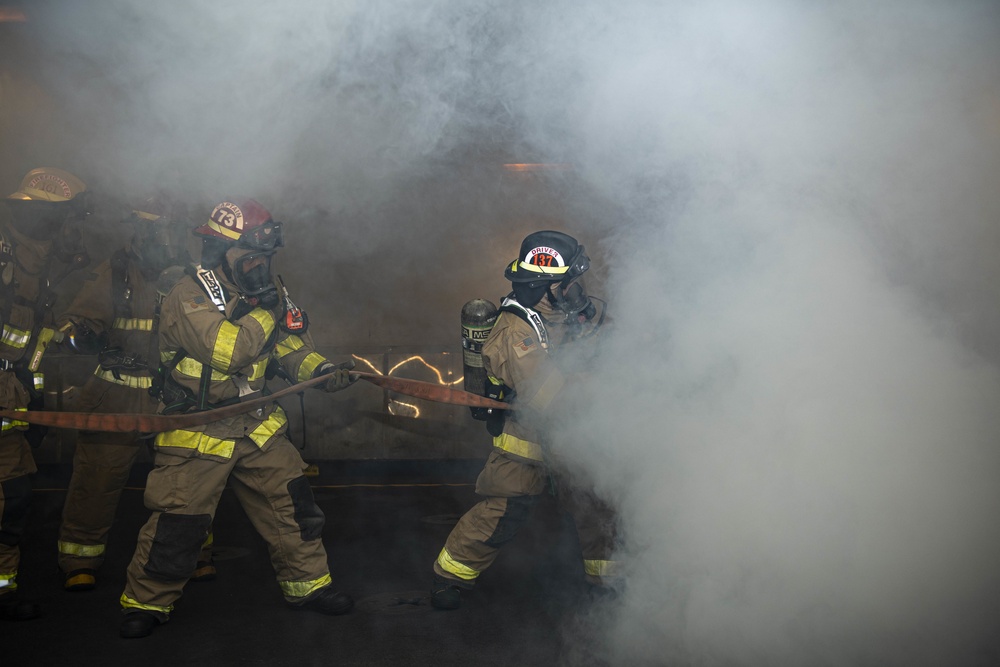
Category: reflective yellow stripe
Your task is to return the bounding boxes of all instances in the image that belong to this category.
[33,373,44,390]
[120,593,172,615]
[493,433,544,462]
[112,317,154,331]
[583,559,620,578]
[2,407,28,430]
[1,324,30,348]
[247,359,268,381]
[94,368,153,388]
[518,260,570,276]
[0,569,16,591]
[174,356,229,381]
[212,321,240,371]
[58,541,106,558]
[279,573,332,599]
[154,429,236,459]
[202,532,214,549]
[247,407,287,448]
[247,308,276,339]
[435,548,480,581]
[204,218,242,241]
[275,335,304,357]
[297,352,326,382]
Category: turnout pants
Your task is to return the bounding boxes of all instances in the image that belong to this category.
[0,431,36,596]
[434,448,618,588]
[57,433,212,574]
[121,435,330,618]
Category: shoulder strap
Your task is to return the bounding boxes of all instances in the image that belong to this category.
[110,248,132,320]
[498,295,549,351]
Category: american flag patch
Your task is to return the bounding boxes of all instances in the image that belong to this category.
[513,336,537,358]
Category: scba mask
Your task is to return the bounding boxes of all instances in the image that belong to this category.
[226,246,278,306]
[134,221,183,277]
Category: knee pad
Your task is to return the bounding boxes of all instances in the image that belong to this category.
[144,513,212,580]
[287,476,325,541]
[0,476,31,547]
[485,495,537,548]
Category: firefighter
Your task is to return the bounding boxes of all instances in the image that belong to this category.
[55,196,220,592]
[118,198,357,639]
[1,167,90,621]
[431,230,619,610]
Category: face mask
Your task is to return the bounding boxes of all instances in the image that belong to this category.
[135,223,182,276]
[548,276,597,322]
[226,247,277,300]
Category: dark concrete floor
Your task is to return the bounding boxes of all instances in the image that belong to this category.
[6,460,612,666]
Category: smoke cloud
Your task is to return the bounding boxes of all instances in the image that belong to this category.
[4,0,1000,664]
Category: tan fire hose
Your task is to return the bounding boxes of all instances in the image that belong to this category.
[0,371,510,433]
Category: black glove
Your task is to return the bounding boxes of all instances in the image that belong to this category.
[317,359,357,393]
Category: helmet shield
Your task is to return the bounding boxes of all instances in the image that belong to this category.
[237,220,283,252]
[5,200,74,240]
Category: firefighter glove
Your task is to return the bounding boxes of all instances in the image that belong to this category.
[318,359,357,393]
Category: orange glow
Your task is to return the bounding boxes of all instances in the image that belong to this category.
[0,8,27,22]
[351,353,464,418]
[502,163,573,172]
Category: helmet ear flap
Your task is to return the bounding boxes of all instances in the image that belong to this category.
[512,281,550,308]
[201,237,229,269]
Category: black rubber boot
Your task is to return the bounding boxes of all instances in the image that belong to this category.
[430,579,462,610]
[120,611,162,639]
[293,587,354,615]
[0,592,41,621]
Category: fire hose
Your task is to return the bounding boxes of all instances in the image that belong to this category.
[0,371,510,433]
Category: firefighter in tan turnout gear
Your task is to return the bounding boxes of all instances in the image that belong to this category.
[119,198,357,639]
[56,197,218,592]
[1,167,91,621]
[432,230,619,610]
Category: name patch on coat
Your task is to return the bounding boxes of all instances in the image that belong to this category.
[513,336,537,358]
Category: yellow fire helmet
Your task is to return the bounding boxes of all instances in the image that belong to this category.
[7,167,88,202]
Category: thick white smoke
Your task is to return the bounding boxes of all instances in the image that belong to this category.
[5,1,1000,664]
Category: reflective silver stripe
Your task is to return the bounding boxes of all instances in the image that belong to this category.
[94,368,153,389]
[112,317,154,331]
[1,324,31,348]
[33,373,44,390]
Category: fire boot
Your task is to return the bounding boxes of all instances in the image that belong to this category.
[191,559,217,582]
[291,586,354,615]
[0,592,42,621]
[64,568,97,592]
[430,577,462,610]
[120,611,162,639]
